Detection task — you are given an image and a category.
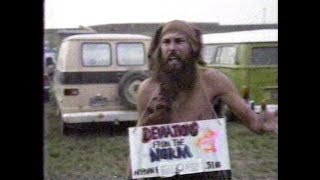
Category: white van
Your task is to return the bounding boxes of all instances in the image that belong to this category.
[52,34,151,134]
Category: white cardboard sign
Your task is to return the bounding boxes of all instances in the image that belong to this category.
[129,118,231,179]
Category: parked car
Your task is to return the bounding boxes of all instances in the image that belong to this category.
[52,34,151,134]
[43,46,57,102]
[44,74,50,103]
[44,47,57,80]
[202,29,278,110]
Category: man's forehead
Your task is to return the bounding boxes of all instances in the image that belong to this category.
[161,31,188,40]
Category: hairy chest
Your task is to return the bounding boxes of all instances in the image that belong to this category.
[170,87,218,123]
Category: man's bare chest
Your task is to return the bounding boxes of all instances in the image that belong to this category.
[170,89,217,123]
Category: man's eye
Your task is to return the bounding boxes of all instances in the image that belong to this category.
[162,40,170,45]
[176,39,186,44]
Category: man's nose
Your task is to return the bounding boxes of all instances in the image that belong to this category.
[168,42,177,51]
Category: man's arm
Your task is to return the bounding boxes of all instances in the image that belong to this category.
[127,78,154,178]
[205,69,276,133]
[221,91,263,132]
[136,78,154,126]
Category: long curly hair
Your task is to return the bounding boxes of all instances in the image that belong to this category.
[139,20,206,126]
[148,20,206,76]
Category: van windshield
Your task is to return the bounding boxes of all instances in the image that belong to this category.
[202,45,237,65]
[216,46,237,65]
[202,45,218,64]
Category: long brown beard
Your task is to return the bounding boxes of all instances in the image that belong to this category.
[157,61,197,94]
[139,59,197,126]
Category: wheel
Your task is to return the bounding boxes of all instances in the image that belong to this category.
[62,123,72,136]
[118,71,149,109]
[57,110,73,136]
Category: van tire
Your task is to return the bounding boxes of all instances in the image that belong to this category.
[57,112,72,135]
[62,123,72,136]
[118,71,149,109]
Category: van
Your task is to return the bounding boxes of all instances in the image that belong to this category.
[202,29,278,107]
[52,34,151,134]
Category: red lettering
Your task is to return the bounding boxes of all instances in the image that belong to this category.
[151,127,159,140]
[142,127,152,143]
[189,122,199,136]
[142,122,199,143]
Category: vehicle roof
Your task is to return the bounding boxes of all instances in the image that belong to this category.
[202,29,278,44]
[63,33,152,41]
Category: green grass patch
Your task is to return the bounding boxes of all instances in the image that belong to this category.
[44,101,277,179]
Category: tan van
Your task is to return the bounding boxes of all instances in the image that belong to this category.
[52,34,151,134]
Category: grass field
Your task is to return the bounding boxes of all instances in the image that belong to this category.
[44,100,278,180]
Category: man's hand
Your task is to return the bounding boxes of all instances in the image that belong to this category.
[259,105,278,135]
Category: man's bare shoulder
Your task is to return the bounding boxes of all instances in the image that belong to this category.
[199,67,229,83]
[138,78,158,97]
[137,78,158,115]
[199,66,237,93]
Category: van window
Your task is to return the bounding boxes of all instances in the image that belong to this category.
[252,47,278,65]
[82,43,111,66]
[117,43,145,65]
[216,46,237,65]
[202,45,218,64]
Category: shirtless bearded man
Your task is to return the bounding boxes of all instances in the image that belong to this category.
[129,20,278,179]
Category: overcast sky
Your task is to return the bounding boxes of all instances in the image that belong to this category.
[44,0,278,29]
